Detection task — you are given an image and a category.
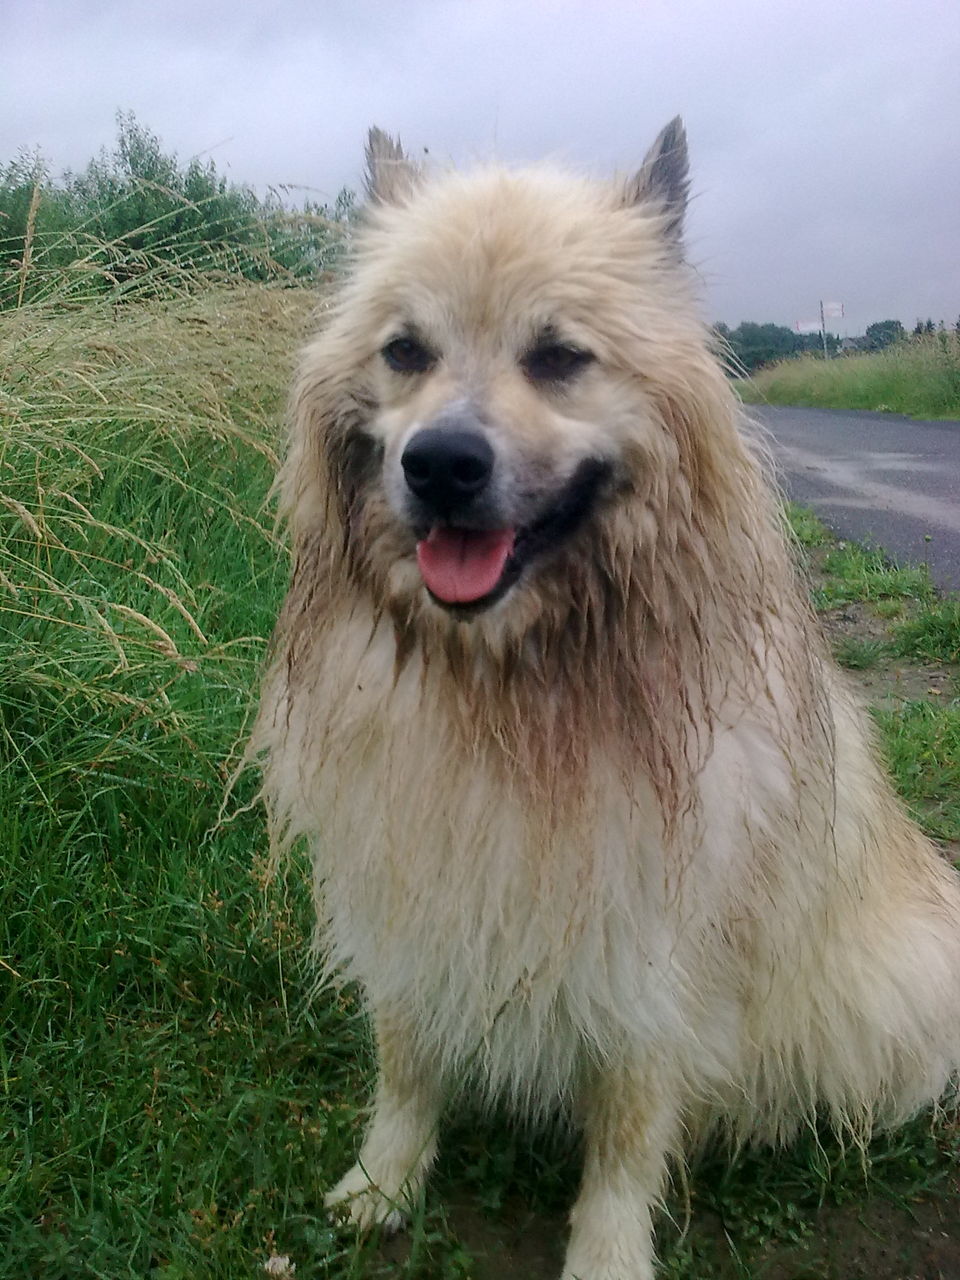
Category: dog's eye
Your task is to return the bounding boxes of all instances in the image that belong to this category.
[522,342,594,384]
[381,336,435,375]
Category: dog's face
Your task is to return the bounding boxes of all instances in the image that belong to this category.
[366,210,628,618]
[295,120,713,631]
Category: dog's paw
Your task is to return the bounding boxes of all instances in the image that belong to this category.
[561,1233,656,1280]
[324,1162,410,1234]
[560,1264,654,1280]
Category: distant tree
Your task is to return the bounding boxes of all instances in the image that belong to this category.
[723,321,804,372]
[913,319,925,338]
[796,329,840,358]
[844,335,870,353]
[924,318,936,335]
[955,315,960,336]
[864,319,905,351]
[65,112,264,268]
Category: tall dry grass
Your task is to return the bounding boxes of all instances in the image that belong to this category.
[1,279,318,806]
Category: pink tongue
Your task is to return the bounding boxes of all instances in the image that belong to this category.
[416,527,515,604]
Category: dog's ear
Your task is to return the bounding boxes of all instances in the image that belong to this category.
[364,127,421,204]
[624,117,689,245]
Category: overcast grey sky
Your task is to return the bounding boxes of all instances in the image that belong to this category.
[6,0,959,334]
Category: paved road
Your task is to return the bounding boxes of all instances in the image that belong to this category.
[752,404,960,592]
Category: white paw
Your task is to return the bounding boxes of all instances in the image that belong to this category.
[560,1263,654,1280]
[324,1162,411,1234]
[561,1231,656,1280]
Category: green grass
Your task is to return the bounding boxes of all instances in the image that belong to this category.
[3,292,959,1279]
[784,505,960,845]
[833,636,887,670]
[1,113,350,311]
[873,701,960,843]
[872,598,905,620]
[893,598,960,664]
[783,506,934,611]
[740,334,960,419]
[783,501,830,550]
[812,543,933,610]
[0,278,384,1279]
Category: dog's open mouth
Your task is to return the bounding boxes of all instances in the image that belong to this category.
[414,457,612,612]
[417,527,516,605]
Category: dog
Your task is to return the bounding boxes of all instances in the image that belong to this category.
[252,120,960,1279]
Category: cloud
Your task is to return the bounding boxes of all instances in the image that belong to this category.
[5,0,959,331]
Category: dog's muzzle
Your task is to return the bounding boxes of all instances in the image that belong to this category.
[397,412,612,613]
[401,426,495,520]
[400,423,514,608]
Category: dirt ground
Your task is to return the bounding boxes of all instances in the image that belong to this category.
[379,588,960,1279]
[431,1191,960,1280]
[381,1132,960,1280]
[818,598,959,707]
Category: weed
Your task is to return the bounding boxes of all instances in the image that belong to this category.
[893,598,960,664]
[0,114,350,309]
[872,598,904,620]
[833,636,887,669]
[782,509,932,613]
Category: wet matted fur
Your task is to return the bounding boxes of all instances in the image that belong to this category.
[252,120,960,1279]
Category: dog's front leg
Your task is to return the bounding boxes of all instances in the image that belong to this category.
[562,1061,679,1280]
[325,1014,441,1233]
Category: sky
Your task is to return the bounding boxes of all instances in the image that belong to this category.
[6,0,959,335]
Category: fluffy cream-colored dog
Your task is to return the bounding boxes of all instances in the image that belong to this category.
[253,120,960,1279]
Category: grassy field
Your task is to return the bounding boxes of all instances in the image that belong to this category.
[3,284,960,1279]
[787,505,960,846]
[739,334,960,419]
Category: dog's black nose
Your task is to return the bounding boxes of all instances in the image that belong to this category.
[401,428,494,513]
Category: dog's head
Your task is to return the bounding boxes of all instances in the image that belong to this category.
[287,119,735,640]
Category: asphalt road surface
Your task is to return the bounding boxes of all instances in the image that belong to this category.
[752,404,960,592]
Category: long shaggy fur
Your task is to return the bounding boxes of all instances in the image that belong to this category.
[252,121,960,1278]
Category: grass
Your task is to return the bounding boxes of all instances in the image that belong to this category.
[882,590,960,844]
[812,543,932,610]
[874,701,960,843]
[833,636,886,670]
[784,503,935,609]
[740,333,960,419]
[3,285,959,1279]
[893,598,960,664]
[783,501,829,550]
[0,276,374,1279]
[785,505,960,847]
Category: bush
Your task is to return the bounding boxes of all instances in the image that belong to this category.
[0,112,352,308]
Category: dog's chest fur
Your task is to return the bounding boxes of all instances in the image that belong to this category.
[282,609,743,1107]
